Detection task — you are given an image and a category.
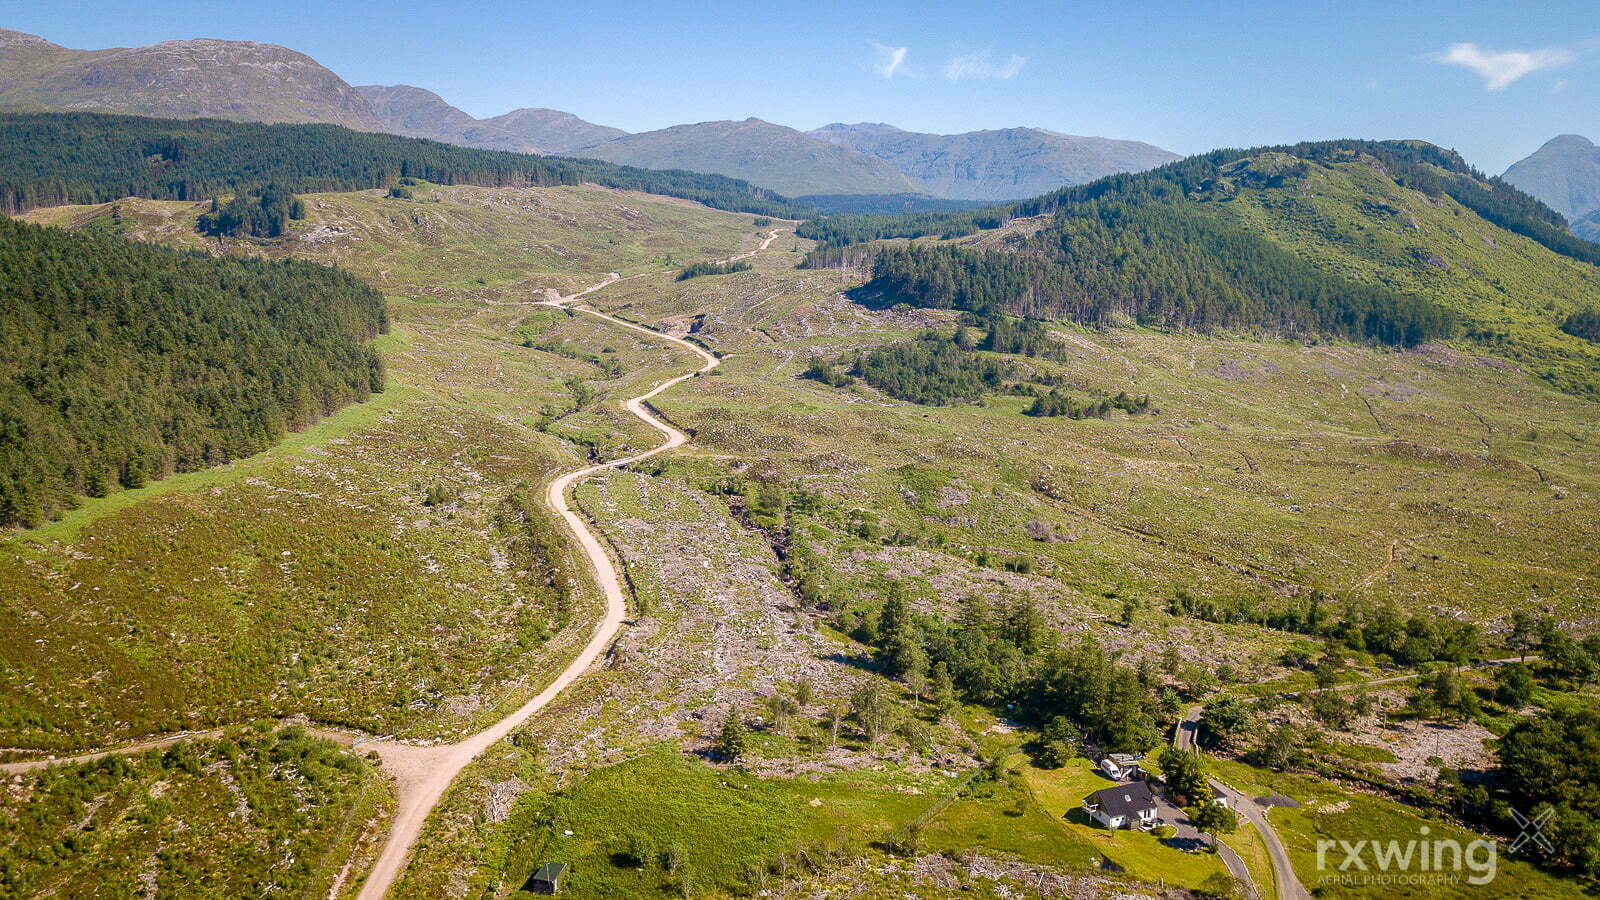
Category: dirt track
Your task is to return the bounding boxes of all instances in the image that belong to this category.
[353,278,722,898]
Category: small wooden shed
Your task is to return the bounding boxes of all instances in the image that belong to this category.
[528,862,567,895]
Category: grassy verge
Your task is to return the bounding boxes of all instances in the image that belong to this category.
[1232,821,1278,899]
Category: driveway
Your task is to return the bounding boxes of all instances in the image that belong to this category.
[1152,786,1256,896]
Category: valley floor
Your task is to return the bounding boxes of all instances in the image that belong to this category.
[5,183,1598,899]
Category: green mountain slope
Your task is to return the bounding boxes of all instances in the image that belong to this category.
[0,28,383,130]
[808,141,1600,396]
[809,122,1179,200]
[1503,134,1600,225]
[570,118,921,196]
[0,112,806,218]
[0,215,387,526]
[1215,149,1600,395]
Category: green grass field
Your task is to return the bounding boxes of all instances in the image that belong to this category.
[405,745,1162,899]
[506,748,932,897]
[1023,759,1229,890]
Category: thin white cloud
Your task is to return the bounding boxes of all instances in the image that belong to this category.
[943,47,1026,82]
[869,42,908,79]
[1431,42,1574,91]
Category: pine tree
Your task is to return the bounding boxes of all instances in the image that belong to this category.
[714,712,748,761]
[929,662,957,718]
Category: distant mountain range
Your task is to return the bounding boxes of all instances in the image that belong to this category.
[0,26,1179,200]
[0,28,383,130]
[355,84,625,154]
[568,118,920,197]
[809,123,1180,200]
[1504,135,1600,241]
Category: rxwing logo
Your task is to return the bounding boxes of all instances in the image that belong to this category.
[1508,807,1555,856]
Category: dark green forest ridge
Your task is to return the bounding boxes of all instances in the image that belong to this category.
[797,140,1594,259]
[0,216,388,526]
[801,139,1600,395]
[0,112,807,218]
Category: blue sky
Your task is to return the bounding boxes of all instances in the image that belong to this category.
[3,0,1594,172]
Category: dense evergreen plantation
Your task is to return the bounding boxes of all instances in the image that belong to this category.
[863,211,1454,345]
[977,313,1065,358]
[0,112,807,218]
[853,335,1007,404]
[0,216,387,527]
[196,183,305,238]
[677,260,751,280]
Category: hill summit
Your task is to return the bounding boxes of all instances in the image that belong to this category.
[1503,134,1600,240]
[0,29,384,130]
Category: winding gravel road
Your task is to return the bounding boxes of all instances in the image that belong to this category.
[354,286,724,899]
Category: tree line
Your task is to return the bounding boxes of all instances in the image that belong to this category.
[0,216,388,527]
[794,193,1000,216]
[1025,390,1150,419]
[849,583,1167,753]
[1166,588,1481,667]
[677,260,751,280]
[809,317,1151,415]
[0,112,809,218]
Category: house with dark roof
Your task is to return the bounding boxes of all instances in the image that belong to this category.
[527,862,568,894]
[1083,781,1160,830]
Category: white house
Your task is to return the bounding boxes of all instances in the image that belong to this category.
[1083,782,1160,830]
